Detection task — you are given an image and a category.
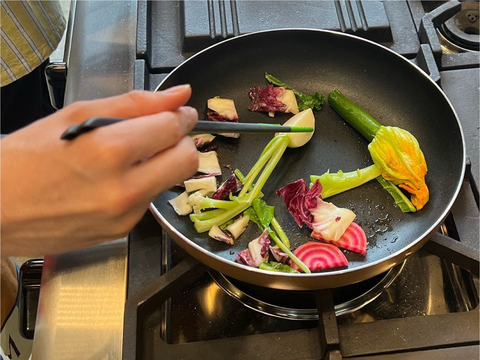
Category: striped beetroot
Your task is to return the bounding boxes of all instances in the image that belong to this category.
[311,222,367,256]
[290,242,348,272]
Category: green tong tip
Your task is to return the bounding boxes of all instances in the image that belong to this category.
[290,126,314,133]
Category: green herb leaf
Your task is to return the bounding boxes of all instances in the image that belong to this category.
[295,92,325,112]
[259,261,299,273]
[244,207,261,228]
[265,72,325,111]
[265,73,288,88]
[252,198,275,228]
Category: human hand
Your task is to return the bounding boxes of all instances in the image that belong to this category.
[1,85,198,257]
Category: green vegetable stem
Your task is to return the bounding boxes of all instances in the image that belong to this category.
[328,89,381,142]
[245,199,310,273]
[311,164,382,199]
[237,172,308,273]
[191,135,290,233]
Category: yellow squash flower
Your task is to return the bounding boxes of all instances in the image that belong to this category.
[368,126,429,210]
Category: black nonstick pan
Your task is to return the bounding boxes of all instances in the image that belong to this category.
[150,29,465,290]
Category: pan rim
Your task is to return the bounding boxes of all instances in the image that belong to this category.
[150,28,467,279]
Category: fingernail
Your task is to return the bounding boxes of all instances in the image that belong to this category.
[163,84,191,94]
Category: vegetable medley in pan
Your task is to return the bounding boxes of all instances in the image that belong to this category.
[169,73,429,274]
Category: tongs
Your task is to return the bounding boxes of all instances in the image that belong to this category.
[60,117,313,140]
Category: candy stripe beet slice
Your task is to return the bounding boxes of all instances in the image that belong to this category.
[290,242,348,272]
[311,222,367,256]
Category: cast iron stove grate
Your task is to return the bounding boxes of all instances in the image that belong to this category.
[122,162,479,360]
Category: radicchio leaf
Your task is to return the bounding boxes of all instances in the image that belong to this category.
[310,198,356,242]
[270,246,288,264]
[235,249,256,267]
[248,85,287,113]
[191,134,216,149]
[199,144,219,153]
[211,175,243,200]
[236,230,271,268]
[304,180,322,210]
[207,110,236,123]
[248,230,271,266]
[276,179,322,228]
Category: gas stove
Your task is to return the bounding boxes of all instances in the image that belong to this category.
[31,1,479,359]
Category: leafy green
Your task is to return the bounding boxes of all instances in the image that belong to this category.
[265,72,325,111]
[234,167,309,273]
[252,199,274,229]
[376,177,416,213]
[259,261,299,273]
[244,207,261,228]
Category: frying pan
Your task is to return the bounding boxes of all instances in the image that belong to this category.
[150,29,465,290]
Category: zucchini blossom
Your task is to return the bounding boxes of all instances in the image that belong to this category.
[368,126,429,210]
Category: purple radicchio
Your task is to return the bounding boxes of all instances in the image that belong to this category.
[248,85,286,113]
[208,225,234,245]
[276,179,322,228]
[309,198,356,242]
[270,246,288,264]
[278,179,357,242]
[235,249,256,267]
[211,175,243,200]
[235,230,271,268]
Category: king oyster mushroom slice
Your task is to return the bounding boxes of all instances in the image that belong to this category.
[208,225,234,245]
[184,176,217,193]
[226,215,250,239]
[190,134,216,148]
[168,191,192,216]
[278,89,299,115]
[207,97,238,120]
[197,151,222,176]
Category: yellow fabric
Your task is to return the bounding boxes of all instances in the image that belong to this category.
[1,0,65,86]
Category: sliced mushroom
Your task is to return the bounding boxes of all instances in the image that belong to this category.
[208,225,234,245]
[197,151,222,176]
[168,192,192,216]
[226,215,250,239]
[190,133,216,148]
[184,176,217,193]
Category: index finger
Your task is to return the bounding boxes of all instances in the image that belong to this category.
[64,85,192,123]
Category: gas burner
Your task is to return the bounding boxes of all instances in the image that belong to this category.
[438,0,479,52]
[210,260,406,321]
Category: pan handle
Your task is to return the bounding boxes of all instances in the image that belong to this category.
[413,44,441,85]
